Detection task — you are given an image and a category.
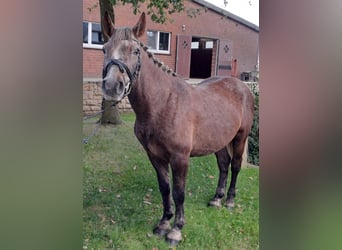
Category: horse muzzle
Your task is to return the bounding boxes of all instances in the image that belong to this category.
[102,57,139,102]
[102,79,125,102]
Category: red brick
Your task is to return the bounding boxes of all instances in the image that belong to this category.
[83,0,258,79]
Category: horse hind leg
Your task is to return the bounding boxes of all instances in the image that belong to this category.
[208,147,231,208]
[225,131,248,209]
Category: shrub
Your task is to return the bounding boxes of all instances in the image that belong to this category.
[247,82,259,166]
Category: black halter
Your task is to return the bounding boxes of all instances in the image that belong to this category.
[102,45,141,98]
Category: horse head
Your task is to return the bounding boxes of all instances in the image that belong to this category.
[101,12,146,102]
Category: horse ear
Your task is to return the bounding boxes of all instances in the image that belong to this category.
[102,11,115,39]
[132,12,146,38]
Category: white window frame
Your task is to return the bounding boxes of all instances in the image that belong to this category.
[83,21,104,49]
[147,30,171,54]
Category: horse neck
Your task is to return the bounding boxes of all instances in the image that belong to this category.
[128,52,182,119]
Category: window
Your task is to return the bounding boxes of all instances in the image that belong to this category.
[83,22,88,43]
[147,30,171,54]
[191,42,199,49]
[91,23,103,45]
[205,41,213,49]
[83,21,104,49]
[191,39,213,49]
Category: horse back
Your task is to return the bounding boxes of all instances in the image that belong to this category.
[194,76,254,119]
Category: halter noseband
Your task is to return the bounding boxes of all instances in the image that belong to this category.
[102,41,141,99]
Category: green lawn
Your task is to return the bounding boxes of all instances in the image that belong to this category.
[83,113,259,250]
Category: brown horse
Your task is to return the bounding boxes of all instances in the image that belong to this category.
[101,12,254,246]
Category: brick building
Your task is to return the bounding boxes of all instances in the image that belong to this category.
[83,0,259,80]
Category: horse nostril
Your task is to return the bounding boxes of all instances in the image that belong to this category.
[115,81,125,94]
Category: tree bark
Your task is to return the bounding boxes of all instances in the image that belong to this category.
[99,0,121,125]
[99,97,121,124]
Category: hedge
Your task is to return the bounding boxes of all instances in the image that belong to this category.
[247,82,259,166]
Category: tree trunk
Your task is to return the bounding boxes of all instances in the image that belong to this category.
[99,0,121,125]
[99,98,121,124]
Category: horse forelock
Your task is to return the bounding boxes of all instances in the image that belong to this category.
[112,27,133,44]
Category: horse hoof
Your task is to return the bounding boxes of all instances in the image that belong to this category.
[166,228,182,246]
[153,227,169,236]
[225,200,235,210]
[208,198,222,208]
[153,221,171,236]
[166,238,180,247]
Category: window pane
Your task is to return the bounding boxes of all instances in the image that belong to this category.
[159,32,169,51]
[191,42,199,49]
[91,23,104,45]
[205,41,213,49]
[83,22,88,43]
[147,31,157,50]
[92,23,101,32]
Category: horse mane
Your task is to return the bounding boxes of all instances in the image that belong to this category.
[136,39,178,77]
[113,27,178,77]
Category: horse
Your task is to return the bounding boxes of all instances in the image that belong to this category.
[101,12,254,246]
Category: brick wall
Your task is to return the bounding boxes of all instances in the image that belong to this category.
[83,0,101,22]
[83,0,258,79]
[83,49,104,78]
[83,80,259,116]
[83,81,102,115]
[83,81,131,116]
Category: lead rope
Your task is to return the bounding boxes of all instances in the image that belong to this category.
[83,110,104,144]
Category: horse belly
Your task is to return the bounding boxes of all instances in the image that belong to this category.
[190,123,239,157]
[135,123,191,160]
[189,85,243,156]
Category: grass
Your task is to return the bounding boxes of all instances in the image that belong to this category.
[83,113,259,250]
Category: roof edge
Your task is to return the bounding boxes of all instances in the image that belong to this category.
[192,0,259,32]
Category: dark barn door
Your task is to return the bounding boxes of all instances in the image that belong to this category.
[176,35,192,79]
[217,39,233,76]
[190,39,213,79]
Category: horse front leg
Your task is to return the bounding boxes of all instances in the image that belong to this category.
[166,154,189,246]
[148,153,173,236]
